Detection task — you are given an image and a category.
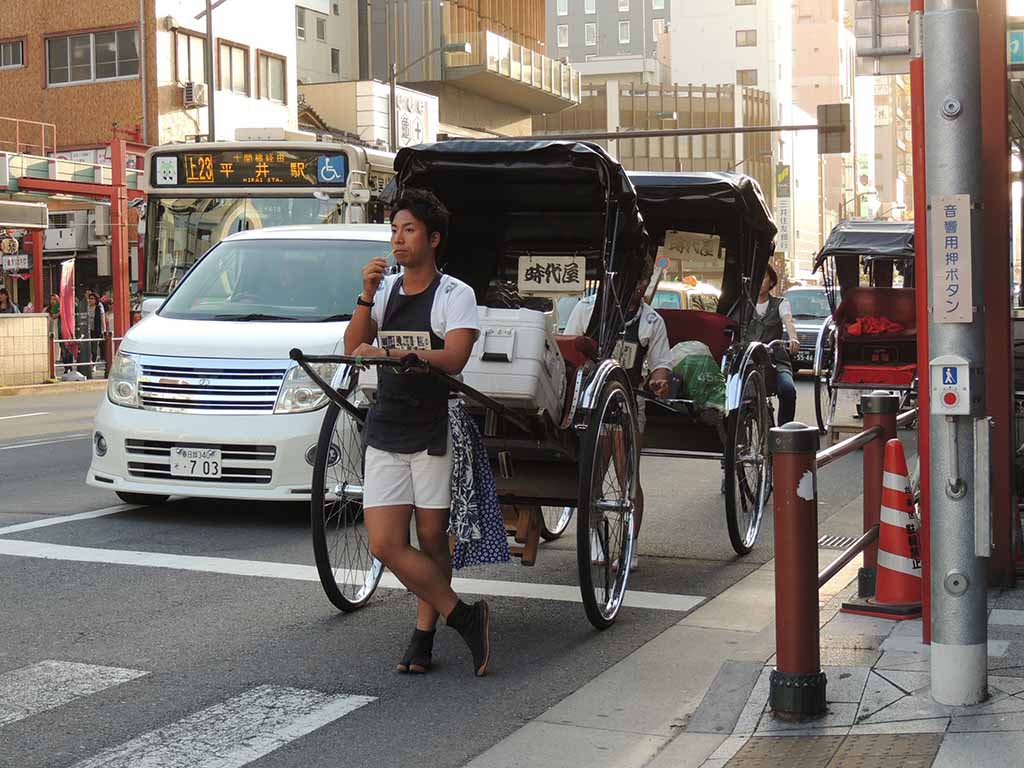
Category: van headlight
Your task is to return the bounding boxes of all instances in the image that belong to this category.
[107,353,140,408]
[274,362,340,414]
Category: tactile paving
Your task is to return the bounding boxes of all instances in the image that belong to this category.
[725,734,943,768]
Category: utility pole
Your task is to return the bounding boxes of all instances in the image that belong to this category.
[205,0,216,141]
[923,0,989,706]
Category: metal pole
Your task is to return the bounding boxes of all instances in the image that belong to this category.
[859,391,901,597]
[768,422,827,720]
[390,62,398,151]
[924,0,989,706]
[205,0,215,140]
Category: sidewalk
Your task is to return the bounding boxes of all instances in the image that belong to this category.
[0,379,107,397]
[464,508,1024,767]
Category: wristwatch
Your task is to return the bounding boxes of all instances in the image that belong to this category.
[356,296,374,308]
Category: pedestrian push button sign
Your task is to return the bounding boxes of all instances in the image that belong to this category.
[930,355,970,415]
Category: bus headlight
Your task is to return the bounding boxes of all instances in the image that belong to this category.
[275,362,340,414]
[107,353,140,408]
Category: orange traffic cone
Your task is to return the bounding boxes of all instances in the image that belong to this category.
[841,438,922,619]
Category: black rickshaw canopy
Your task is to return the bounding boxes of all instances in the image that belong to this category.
[392,140,649,350]
[812,219,915,273]
[629,171,777,317]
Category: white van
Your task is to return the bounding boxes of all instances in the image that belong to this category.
[87,224,391,504]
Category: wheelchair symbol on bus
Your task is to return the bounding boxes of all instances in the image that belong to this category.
[317,156,346,184]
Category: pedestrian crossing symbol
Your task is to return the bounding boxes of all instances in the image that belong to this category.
[942,366,957,385]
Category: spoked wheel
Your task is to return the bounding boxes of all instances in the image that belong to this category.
[576,374,638,629]
[724,368,770,556]
[311,401,383,612]
[814,325,835,435]
[540,506,574,541]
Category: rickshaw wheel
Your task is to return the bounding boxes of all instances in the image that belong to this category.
[311,401,383,612]
[814,325,836,435]
[540,506,574,540]
[724,367,770,556]
[576,375,638,630]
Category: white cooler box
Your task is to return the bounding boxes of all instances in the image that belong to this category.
[356,307,566,423]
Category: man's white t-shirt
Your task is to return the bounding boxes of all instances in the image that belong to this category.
[755,297,793,323]
[563,295,674,372]
[371,273,480,340]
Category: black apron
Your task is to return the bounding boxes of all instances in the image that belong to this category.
[613,307,648,387]
[363,274,449,455]
[742,295,791,372]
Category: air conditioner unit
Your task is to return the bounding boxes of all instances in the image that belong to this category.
[183,81,208,108]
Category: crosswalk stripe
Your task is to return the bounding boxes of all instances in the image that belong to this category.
[0,505,136,537]
[0,661,148,727]
[0,539,705,613]
[69,685,375,768]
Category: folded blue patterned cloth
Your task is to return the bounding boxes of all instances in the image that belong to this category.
[448,400,510,569]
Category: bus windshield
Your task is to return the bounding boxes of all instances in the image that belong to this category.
[145,196,350,296]
[159,238,391,322]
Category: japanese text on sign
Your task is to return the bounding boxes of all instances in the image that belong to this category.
[930,194,973,323]
[517,256,586,295]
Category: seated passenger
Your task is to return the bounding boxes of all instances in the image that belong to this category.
[562,255,672,572]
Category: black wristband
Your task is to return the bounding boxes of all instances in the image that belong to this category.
[356,296,374,308]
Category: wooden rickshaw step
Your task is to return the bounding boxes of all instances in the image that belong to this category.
[502,504,541,566]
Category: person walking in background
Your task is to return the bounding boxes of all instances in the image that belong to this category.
[84,291,105,378]
[0,287,20,314]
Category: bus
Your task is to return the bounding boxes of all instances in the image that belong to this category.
[140,141,395,299]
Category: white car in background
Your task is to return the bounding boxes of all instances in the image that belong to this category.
[87,224,391,504]
[783,285,832,373]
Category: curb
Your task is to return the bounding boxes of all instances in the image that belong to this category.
[0,380,108,398]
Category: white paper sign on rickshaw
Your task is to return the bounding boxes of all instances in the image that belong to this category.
[517,255,586,296]
[661,231,725,285]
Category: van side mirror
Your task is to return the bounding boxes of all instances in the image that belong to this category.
[141,298,163,316]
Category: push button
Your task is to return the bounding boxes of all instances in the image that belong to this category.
[943,391,958,407]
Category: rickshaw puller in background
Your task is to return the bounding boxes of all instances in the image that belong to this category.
[344,189,492,677]
[741,265,800,426]
[563,256,673,572]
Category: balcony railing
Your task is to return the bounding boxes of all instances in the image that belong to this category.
[445,31,581,108]
[3,152,144,191]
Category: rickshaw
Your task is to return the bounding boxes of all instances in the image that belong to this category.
[292,140,650,629]
[812,220,917,435]
[629,172,781,555]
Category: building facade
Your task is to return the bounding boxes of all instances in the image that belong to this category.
[873,75,912,221]
[295,0,359,84]
[355,0,580,139]
[548,0,670,65]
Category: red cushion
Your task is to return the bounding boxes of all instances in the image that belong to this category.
[555,335,598,370]
[656,309,737,363]
[836,363,916,387]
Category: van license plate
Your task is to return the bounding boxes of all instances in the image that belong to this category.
[170,447,222,478]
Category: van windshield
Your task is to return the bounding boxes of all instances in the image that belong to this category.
[159,238,391,322]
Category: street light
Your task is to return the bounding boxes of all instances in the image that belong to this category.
[726,151,772,172]
[390,42,472,150]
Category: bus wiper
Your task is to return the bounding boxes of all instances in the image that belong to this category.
[213,313,299,322]
[318,313,353,322]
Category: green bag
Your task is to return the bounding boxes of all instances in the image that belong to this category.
[670,341,726,412]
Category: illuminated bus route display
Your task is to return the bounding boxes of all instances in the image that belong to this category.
[152,148,349,189]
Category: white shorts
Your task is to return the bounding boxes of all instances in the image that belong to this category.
[363,432,453,509]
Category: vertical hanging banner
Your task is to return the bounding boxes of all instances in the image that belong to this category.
[930,194,973,323]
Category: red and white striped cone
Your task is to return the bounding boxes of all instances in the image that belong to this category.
[842,438,922,619]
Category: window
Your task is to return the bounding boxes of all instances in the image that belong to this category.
[296,7,306,39]
[175,30,206,83]
[736,68,758,85]
[585,23,597,46]
[736,29,757,46]
[618,21,630,44]
[653,18,667,40]
[652,0,665,8]
[0,40,24,69]
[585,0,596,13]
[619,0,630,10]
[218,40,249,94]
[330,47,340,74]
[47,29,139,85]
[316,17,327,41]
[332,2,340,14]
[557,25,569,47]
[257,51,286,102]
[557,0,568,15]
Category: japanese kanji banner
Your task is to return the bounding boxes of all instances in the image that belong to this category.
[930,194,973,323]
[517,255,585,296]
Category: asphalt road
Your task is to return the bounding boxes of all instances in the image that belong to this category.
[0,378,874,768]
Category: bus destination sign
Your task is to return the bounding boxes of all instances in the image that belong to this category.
[152,148,349,189]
